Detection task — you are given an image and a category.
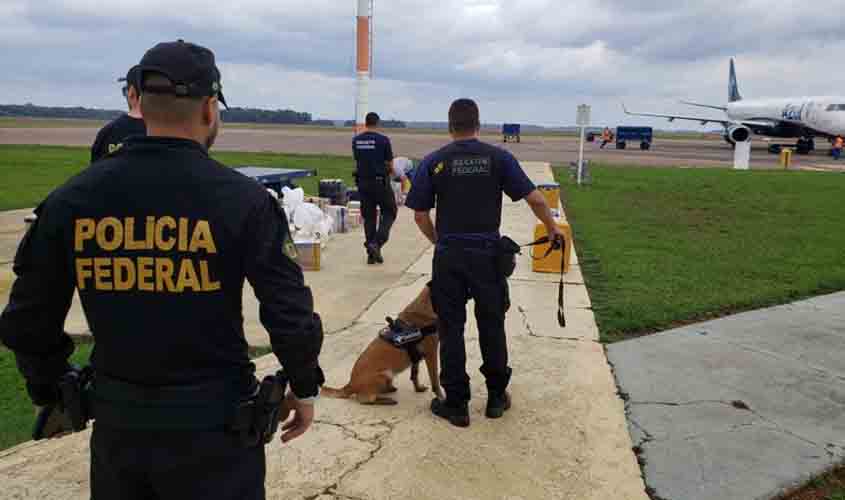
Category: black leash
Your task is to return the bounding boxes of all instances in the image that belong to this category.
[523,235,566,328]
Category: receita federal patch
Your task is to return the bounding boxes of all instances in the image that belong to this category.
[451,157,492,176]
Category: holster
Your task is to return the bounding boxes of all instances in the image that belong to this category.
[497,236,522,278]
[227,370,289,448]
[60,366,94,431]
[32,366,94,440]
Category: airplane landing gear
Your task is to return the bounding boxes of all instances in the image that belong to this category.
[796,137,815,155]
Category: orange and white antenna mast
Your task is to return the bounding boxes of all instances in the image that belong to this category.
[354,0,373,134]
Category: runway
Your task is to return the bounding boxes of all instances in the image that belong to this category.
[0,125,842,171]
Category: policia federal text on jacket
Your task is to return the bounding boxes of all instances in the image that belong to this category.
[0,40,324,500]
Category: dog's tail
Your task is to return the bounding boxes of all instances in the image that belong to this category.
[320,385,352,399]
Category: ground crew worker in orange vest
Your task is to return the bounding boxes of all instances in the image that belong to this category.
[600,127,612,149]
[833,136,843,160]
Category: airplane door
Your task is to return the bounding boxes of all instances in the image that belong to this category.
[806,103,817,122]
[808,103,830,131]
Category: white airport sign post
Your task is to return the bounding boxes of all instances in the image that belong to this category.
[576,104,591,185]
[734,139,751,170]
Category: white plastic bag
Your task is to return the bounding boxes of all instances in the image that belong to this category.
[393,157,413,178]
[281,186,305,214]
[293,203,328,239]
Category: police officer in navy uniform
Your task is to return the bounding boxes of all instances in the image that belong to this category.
[0,40,323,499]
[353,112,397,264]
[406,98,563,427]
[90,66,147,163]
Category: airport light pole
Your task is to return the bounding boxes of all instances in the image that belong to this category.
[354,0,373,134]
[576,104,591,185]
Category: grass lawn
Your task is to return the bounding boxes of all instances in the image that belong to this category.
[0,342,93,450]
[554,163,845,342]
[0,144,355,211]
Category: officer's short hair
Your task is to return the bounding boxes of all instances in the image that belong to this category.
[365,112,380,127]
[140,72,204,125]
[449,99,480,134]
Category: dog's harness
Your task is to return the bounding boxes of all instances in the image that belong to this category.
[378,319,436,364]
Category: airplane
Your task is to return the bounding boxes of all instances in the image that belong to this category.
[623,58,845,155]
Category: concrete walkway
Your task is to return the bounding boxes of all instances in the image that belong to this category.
[0,162,646,500]
[609,292,845,500]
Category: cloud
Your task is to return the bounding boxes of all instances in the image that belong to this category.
[1,0,844,128]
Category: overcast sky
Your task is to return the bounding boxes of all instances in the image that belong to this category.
[1,0,844,127]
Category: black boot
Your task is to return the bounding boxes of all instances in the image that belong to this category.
[430,398,470,428]
[485,391,511,419]
[373,245,384,264]
[366,244,377,265]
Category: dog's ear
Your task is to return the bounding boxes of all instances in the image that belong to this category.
[385,317,394,327]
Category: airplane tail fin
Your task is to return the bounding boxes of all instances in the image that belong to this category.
[729,58,742,102]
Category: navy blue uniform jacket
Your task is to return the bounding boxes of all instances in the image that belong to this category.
[0,137,323,405]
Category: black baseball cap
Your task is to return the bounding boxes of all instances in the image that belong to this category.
[134,39,228,108]
[117,66,140,87]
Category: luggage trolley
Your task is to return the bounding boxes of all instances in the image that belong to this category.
[234,166,317,198]
[502,123,521,143]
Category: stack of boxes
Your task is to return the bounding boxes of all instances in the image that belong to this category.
[287,179,374,272]
[346,200,363,230]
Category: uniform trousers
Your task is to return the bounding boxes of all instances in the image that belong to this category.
[91,423,265,500]
[431,243,512,405]
[358,177,397,249]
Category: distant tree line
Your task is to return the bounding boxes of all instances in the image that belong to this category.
[343,119,407,128]
[220,107,312,124]
[0,104,122,120]
[0,103,319,125]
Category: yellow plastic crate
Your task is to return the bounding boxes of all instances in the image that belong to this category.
[531,221,572,274]
[537,183,561,211]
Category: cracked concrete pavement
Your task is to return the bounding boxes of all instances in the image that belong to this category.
[608,292,845,500]
[0,161,646,499]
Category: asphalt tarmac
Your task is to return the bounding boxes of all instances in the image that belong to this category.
[1,125,842,170]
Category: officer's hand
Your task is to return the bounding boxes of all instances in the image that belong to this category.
[548,226,566,249]
[279,392,314,444]
[32,405,72,440]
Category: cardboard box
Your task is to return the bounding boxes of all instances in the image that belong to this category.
[294,240,321,271]
[345,209,363,229]
[326,205,348,234]
[304,196,331,211]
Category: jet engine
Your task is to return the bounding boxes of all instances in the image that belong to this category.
[724,125,751,145]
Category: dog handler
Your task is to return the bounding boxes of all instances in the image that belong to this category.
[0,40,324,499]
[90,66,147,163]
[406,98,564,428]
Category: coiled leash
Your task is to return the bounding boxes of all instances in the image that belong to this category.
[500,234,567,328]
[526,235,567,328]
